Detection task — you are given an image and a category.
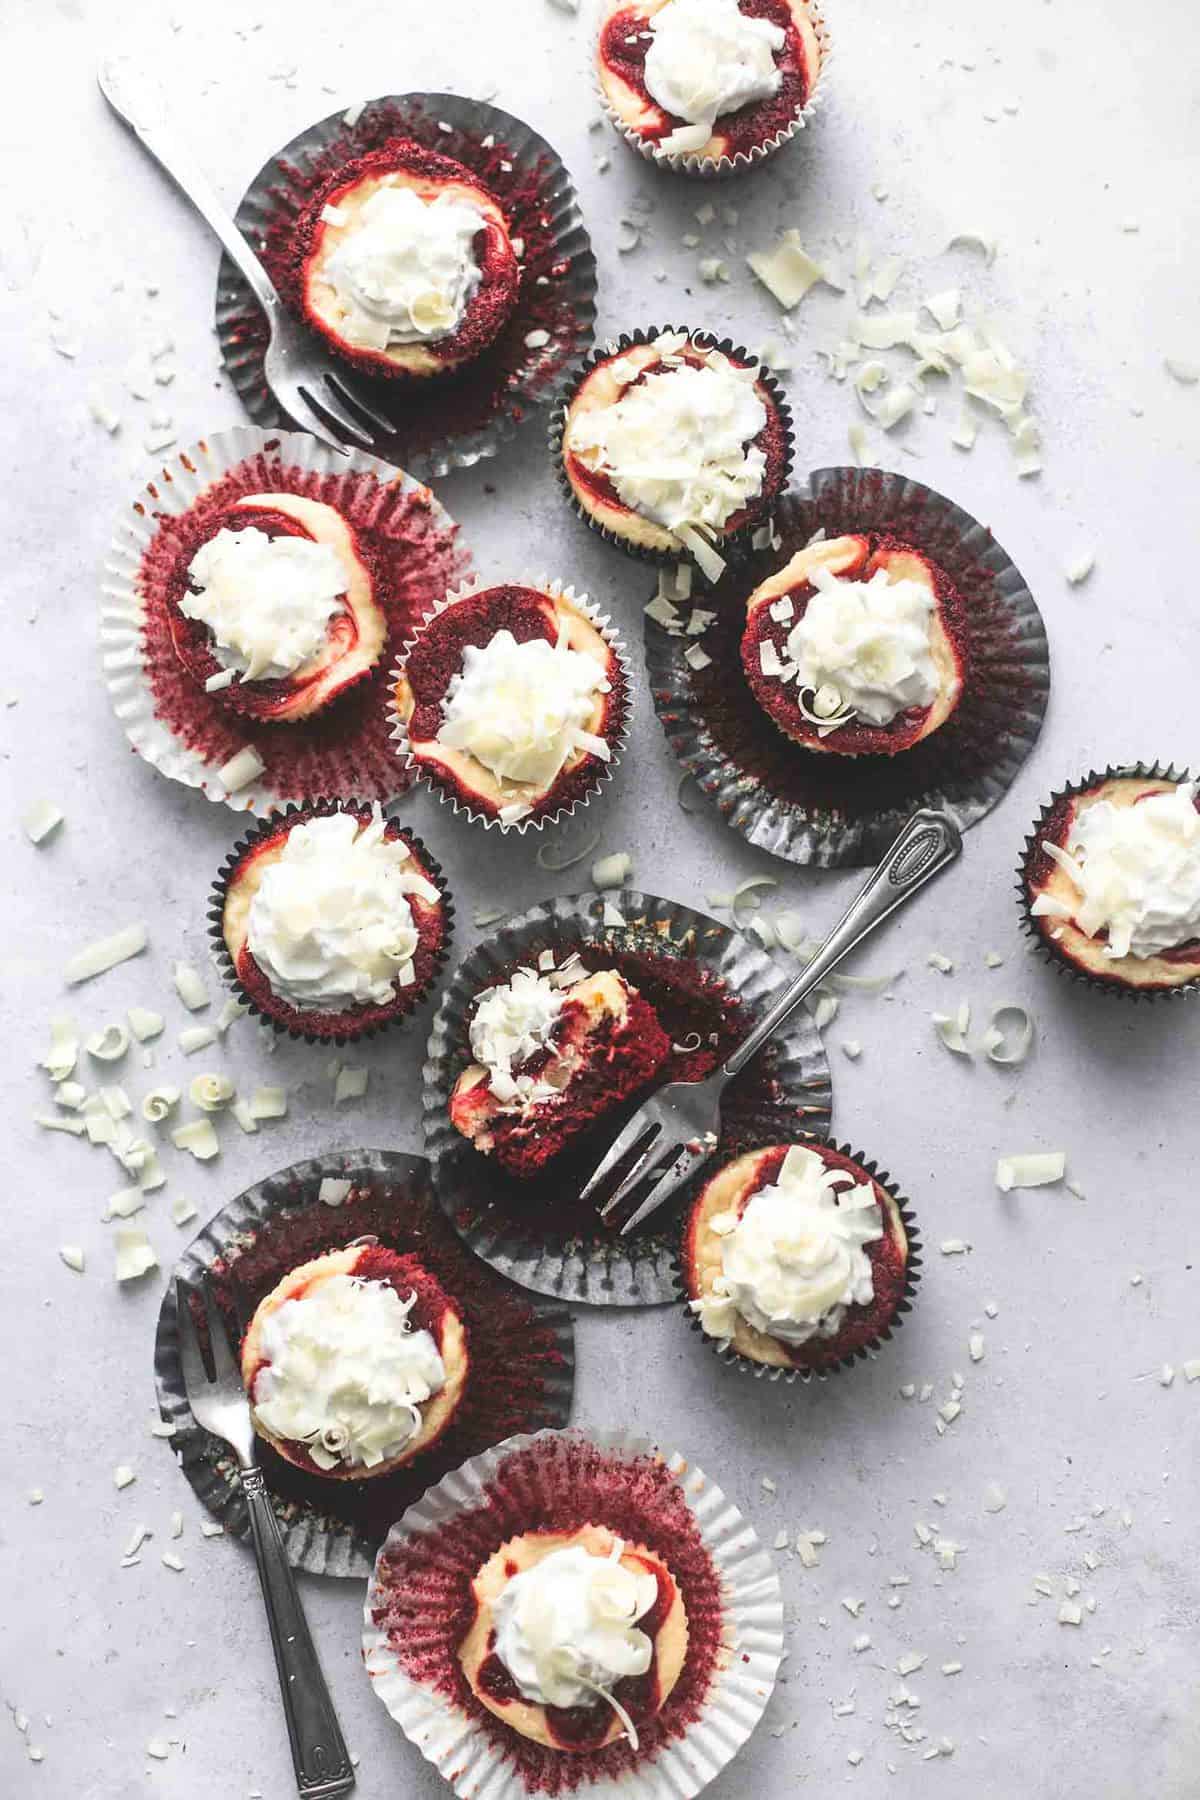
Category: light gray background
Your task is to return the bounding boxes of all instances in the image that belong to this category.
[3,0,1199,1795]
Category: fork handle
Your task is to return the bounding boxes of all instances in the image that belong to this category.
[724,808,962,1078]
[241,1466,356,1798]
[97,60,281,317]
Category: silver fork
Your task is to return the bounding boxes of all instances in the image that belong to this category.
[177,1278,356,1798]
[98,59,396,458]
[582,808,963,1235]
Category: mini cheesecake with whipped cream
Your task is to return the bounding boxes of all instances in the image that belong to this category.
[1023,773,1200,993]
[459,1522,688,1751]
[392,583,626,827]
[241,1243,469,1479]
[740,533,967,757]
[596,0,822,167]
[560,331,789,565]
[166,493,387,724]
[449,958,671,1177]
[218,801,449,1039]
[681,1142,911,1372]
[289,138,520,379]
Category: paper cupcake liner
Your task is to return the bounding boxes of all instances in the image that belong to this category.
[363,1427,784,1800]
[595,0,833,180]
[646,464,1050,867]
[549,327,795,575]
[673,1140,922,1384]
[153,1150,575,1578]
[99,426,471,817]
[422,889,833,1307]
[215,94,597,482]
[1016,760,1200,1002]
[388,575,635,834]
[207,797,454,1043]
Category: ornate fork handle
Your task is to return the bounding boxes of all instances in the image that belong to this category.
[241,1466,356,1797]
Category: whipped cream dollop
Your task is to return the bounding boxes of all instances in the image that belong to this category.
[644,0,786,156]
[1034,781,1200,959]
[693,1146,884,1345]
[772,564,940,728]
[246,807,439,1010]
[493,1542,658,1716]
[183,525,348,681]
[470,967,565,1104]
[437,623,611,816]
[253,1272,446,1470]
[323,184,486,350]
[568,338,767,535]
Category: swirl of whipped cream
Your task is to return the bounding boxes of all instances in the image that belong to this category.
[779,564,939,727]
[182,525,348,682]
[1034,781,1200,959]
[252,1274,446,1470]
[470,967,565,1104]
[493,1542,658,1713]
[246,807,440,1010]
[323,185,485,351]
[644,0,786,155]
[436,624,612,813]
[568,340,767,534]
[693,1146,884,1345]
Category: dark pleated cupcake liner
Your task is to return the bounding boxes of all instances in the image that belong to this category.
[673,1140,921,1385]
[422,890,834,1307]
[153,1149,575,1578]
[646,464,1051,866]
[214,94,597,482]
[1016,760,1200,1001]
[207,797,455,1044]
[548,325,795,576]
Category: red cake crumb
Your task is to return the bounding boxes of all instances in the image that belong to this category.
[599,0,811,156]
[369,1435,725,1794]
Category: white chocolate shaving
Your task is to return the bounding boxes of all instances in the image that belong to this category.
[592,852,632,891]
[249,1085,288,1119]
[188,1073,235,1112]
[173,962,210,1011]
[127,1008,164,1042]
[40,1015,79,1081]
[217,746,265,793]
[86,1023,130,1063]
[332,1067,367,1106]
[22,801,64,845]
[172,1119,220,1161]
[114,1228,158,1283]
[64,923,148,985]
[142,1086,180,1123]
[995,1151,1066,1192]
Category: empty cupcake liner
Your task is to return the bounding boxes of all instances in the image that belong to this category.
[646,464,1050,867]
[595,0,833,180]
[673,1140,922,1384]
[99,426,471,816]
[549,326,795,575]
[215,93,598,482]
[153,1149,575,1579]
[388,575,634,834]
[1016,760,1200,1001]
[422,889,833,1307]
[363,1427,784,1800]
[207,797,455,1043]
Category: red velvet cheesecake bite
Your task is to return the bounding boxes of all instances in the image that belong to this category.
[217,799,450,1040]
[165,491,387,724]
[681,1141,913,1373]
[392,581,628,828]
[288,138,520,379]
[241,1242,469,1480]
[1022,773,1200,993]
[448,956,671,1177]
[740,533,967,756]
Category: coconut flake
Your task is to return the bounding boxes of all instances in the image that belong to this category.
[114,1227,158,1282]
[995,1151,1066,1192]
[592,852,632,890]
[64,923,147,985]
[172,1119,220,1161]
[217,746,265,793]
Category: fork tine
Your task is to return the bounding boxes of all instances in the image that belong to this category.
[176,1278,214,1391]
[618,1144,703,1237]
[302,379,378,452]
[324,369,398,437]
[200,1276,240,1383]
[598,1135,683,1229]
[272,381,351,456]
[579,1111,660,1210]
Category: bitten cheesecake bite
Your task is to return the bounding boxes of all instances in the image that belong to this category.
[241,1243,468,1479]
[1023,774,1200,993]
[165,492,387,724]
[560,330,790,566]
[392,582,627,827]
[681,1142,912,1372]
[458,1522,688,1751]
[289,138,521,379]
[448,957,672,1177]
[218,801,450,1039]
[740,533,967,756]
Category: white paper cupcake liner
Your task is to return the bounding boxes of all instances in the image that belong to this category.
[362,1427,784,1800]
[594,0,833,180]
[388,575,634,834]
[99,426,469,817]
